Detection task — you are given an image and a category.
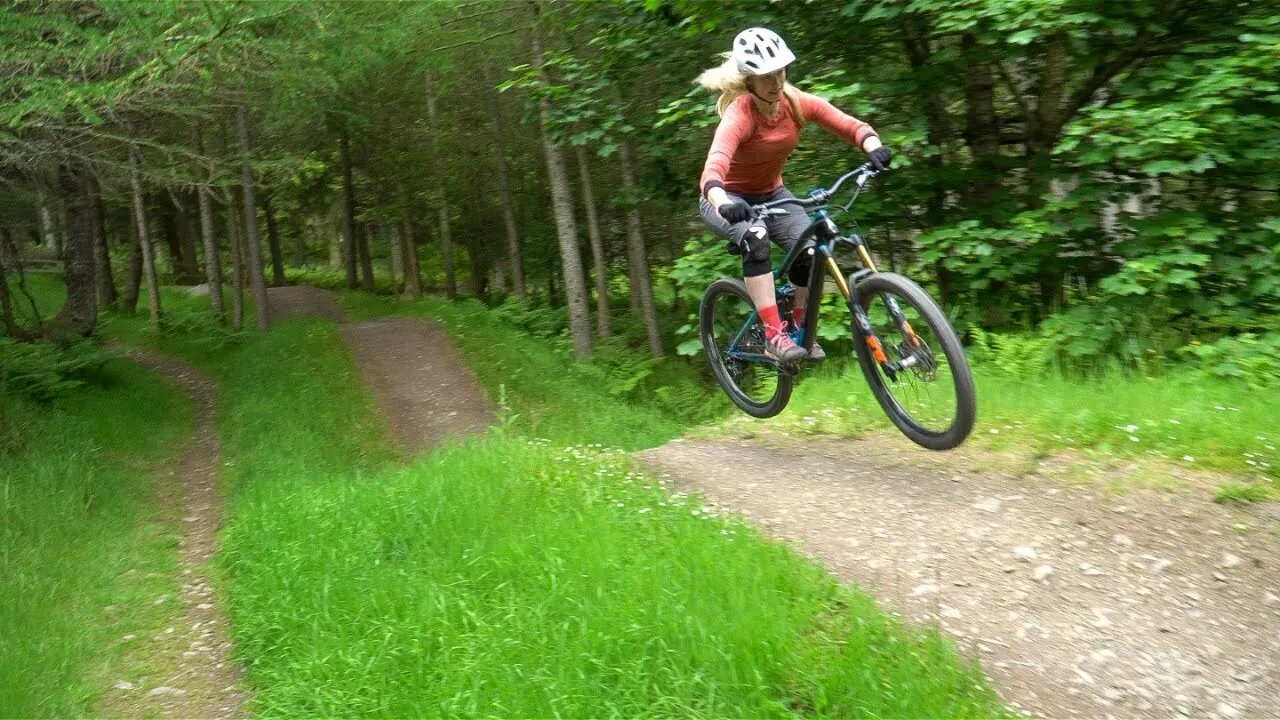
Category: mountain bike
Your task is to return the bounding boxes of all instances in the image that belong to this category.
[698,164,976,450]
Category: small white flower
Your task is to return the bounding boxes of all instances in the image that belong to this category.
[1129,435,1140,443]
[1182,455,1195,462]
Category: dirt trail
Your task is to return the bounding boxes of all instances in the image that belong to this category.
[638,435,1280,719]
[267,285,494,454]
[101,351,248,719]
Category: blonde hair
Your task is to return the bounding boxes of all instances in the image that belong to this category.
[695,55,804,126]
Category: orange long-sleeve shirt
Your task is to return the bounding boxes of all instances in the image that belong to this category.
[700,89,878,198]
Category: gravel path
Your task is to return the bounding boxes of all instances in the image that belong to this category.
[100,351,248,719]
[637,435,1280,719]
[266,285,494,454]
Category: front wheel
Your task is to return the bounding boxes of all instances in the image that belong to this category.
[700,277,793,418]
[850,272,976,450]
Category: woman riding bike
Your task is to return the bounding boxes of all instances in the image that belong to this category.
[697,27,893,364]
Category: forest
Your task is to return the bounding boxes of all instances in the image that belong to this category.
[2,0,1276,382]
[4,1,1280,718]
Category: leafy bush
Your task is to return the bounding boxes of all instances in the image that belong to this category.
[0,338,111,402]
[488,295,567,340]
[1181,331,1280,390]
[968,327,1054,379]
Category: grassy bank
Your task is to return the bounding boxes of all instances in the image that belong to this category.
[124,290,999,716]
[773,362,1276,494]
[0,359,191,716]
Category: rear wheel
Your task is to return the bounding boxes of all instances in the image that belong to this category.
[700,277,793,418]
[851,272,976,450]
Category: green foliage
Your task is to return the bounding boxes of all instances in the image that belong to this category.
[1181,332,1280,390]
[968,327,1053,379]
[0,338,111,402]
[157,309,246,353]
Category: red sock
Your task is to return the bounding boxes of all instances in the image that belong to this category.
[791,306,805,327]
[758,304,785,338]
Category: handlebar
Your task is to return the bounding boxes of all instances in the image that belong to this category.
[751,163,882,216]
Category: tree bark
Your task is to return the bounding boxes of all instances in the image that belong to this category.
[575,145,610,338]
[193,123,224,320]
[120,206,142,315]
[0,229,22,338]
[531,29,592,359]
[482,59,526,300]
[128,147,162,326]
[357,220,374,292]
[236,104,270,330]
[961,33,1002,208]
[619,140,663,358]
[386,223,400,290]
[338,119,360,289]
[901,16,955,305]
[263,194,286,286]
[173,192,201,283]
[424,70,457,299]
[88,174,117,310]
[223,187,245,330]
[37,187,60,255]
[55,163,97,338]
[398,190,422,298]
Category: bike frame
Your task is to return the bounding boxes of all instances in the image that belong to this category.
[725,165,924,378]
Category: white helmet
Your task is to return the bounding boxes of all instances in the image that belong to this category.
[732,27,796,76]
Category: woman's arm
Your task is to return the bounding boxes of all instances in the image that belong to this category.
[699,102,750,201]
[795,89,879,151]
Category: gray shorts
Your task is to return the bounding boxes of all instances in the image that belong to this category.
[697,186,812,281]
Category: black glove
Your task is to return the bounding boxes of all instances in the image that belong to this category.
[717,199,752,224]
[867,146,894,171]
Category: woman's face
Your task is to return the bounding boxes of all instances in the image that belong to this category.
[748,68,786,103]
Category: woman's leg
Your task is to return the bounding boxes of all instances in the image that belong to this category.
[764,188,826,360]
[698,195,806,362]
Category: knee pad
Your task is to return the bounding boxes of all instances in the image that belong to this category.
[739,224,772,276]
[789,254,813,286]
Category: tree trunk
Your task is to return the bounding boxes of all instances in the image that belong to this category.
[399,190,422,298]
[88,174,117,310]
[223,188,245,330]
[120,206,142,315]
[174,192,201,283]
[263,194,286,286]
[338,119,359,289]
[575,145,610,338]
[1026,31,1068,206]
[386,223,400,290]
[0,228,42,337]
[128,147,162,327]
[196,194,224,325]
[0,228,22,338]
[424,71,457,299]
[236,104,270,330]
[901,14,955,304]
[619,140,663,358]
[55,163,97,338]
[357,221,374,292]
[293,219,307,267]
[531,31,592,359]
[961,33,1002,208]
[37,187,60,255]
[482,59,526,300]
[193,123,224,320]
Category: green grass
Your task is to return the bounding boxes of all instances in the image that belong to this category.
[775,361,1277,489]
[222,439,1000,717]
[127,289,999,717]
[0,359,191,716]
